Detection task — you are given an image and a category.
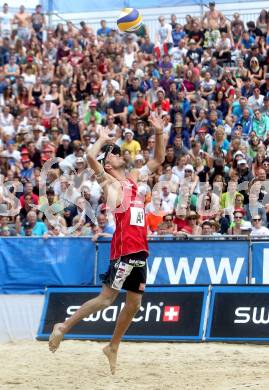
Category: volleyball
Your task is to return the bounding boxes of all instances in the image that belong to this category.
[117,8,142,33]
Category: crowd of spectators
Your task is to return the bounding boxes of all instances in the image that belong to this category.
[0,3,269,238]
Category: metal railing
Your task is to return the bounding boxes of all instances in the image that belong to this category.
[48,8,262,40]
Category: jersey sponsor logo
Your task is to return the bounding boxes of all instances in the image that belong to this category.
[130,206,145,227]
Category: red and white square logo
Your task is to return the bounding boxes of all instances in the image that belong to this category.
[162,306,180,322]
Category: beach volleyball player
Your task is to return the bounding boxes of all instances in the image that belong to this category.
[49,115,165,374]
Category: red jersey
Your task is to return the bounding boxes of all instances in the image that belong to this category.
[110,178,148,260]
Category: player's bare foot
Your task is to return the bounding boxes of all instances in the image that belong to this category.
[49,323,65,353]
[103,344,118,375]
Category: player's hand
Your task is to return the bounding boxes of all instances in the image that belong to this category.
[99,127,114,144]
[148,114,164,134]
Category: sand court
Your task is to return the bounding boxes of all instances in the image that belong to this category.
[1,341,269,390]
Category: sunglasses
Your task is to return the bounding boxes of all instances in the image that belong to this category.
[234,216,243,219]
[253,218,261,221]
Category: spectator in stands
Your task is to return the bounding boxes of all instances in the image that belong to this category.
[250,214,269,236]
[91,214,114,241]
[201,220,213,235]
[20,210,47,236]
[0,5,268,241]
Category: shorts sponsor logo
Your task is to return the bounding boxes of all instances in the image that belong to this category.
[112,262,133,290]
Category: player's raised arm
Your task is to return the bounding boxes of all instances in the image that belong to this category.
[146,115,166,172]
[87,129,122,206]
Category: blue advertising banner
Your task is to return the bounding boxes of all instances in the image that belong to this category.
[206,286,269,341]
[37,286,208,341]
[97,240,249,285]
[251,243,269,284]
[0,238,95,293]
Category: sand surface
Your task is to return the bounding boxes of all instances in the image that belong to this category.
[1,341,269,390]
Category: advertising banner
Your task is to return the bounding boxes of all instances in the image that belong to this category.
[37,286,208,341]
[0,238,95,293]
[251,243,269,284]
[97,240,249,285]
[206,286,269,341]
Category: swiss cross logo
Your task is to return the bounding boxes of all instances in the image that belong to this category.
[162,306,180,322]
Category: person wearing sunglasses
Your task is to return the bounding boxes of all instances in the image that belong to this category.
[250,214,269,236]
[228,210,245,235]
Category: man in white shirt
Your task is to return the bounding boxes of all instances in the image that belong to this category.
[250,215,269,236]
[248,87,264,110]
[160,185,177,213]
[170,39,187,68]
[101,73,119,93]
[1,140,20,163]
[159,164,180,193]
[0,3,13,38]
[156,16,173,47]
[200,71,216,101]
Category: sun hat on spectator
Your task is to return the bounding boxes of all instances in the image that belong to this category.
[124,129,134,136]
[234,151,244,158]
[61,135,71,142]
[21,156,30,163]
[156,87,165,95]
[44,95,53,102]
[184,164,194,172]
[17,126,28,134]
[40,136,50,144]
[89,100,97,107]
[197,127,207,133]
[32,125,45,133]
[135,154,144,162]
[50,127,59,132]
[188,39,196,45]
[233,208,245,216]
[237,159,247,166]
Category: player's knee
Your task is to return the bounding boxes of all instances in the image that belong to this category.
[98,295,115,309]
[126,300,141,314]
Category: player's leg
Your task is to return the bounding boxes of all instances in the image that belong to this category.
[103,290,142,374]
[49,285,119,352]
